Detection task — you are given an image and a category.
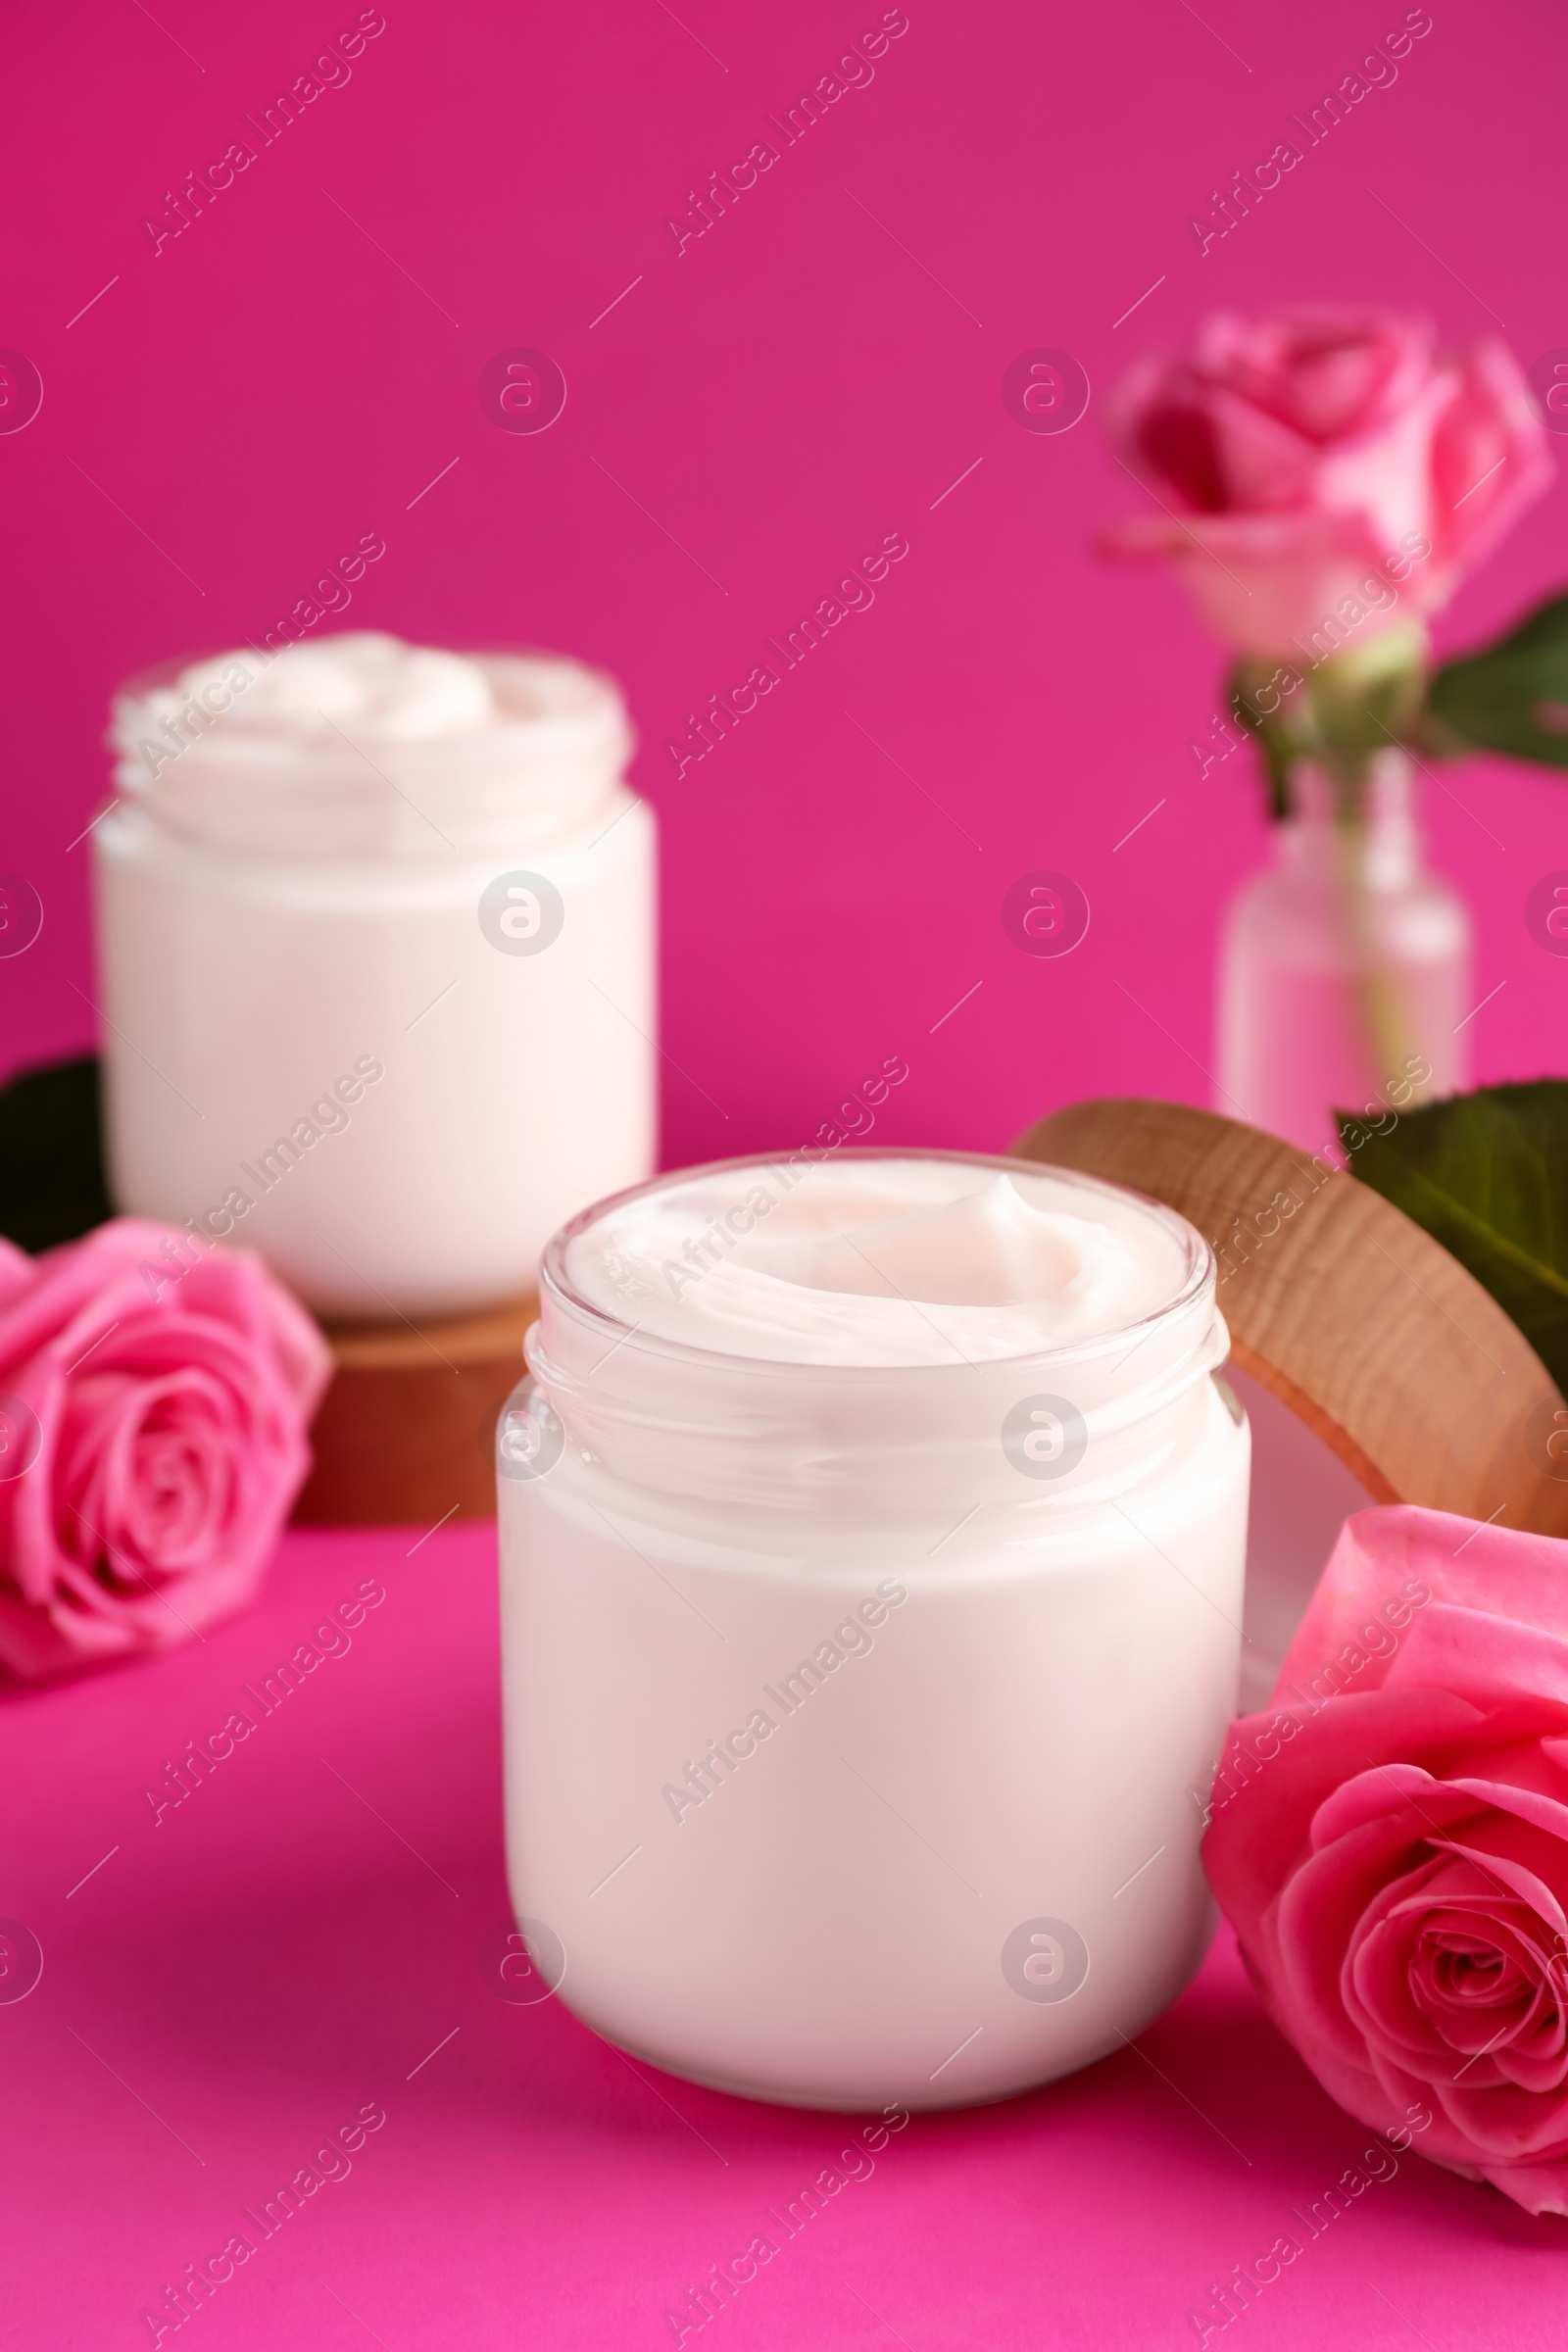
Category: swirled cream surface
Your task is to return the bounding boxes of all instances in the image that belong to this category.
[169,632,497,738]
[108,630,631,857]
[113,629,623,755]
[563,1155,1191,1365]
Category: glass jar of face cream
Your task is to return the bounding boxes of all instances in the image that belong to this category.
[498,1149,1250,2111]
[95,631,654,1318]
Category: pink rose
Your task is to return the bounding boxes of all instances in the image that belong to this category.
[1102,307,1551,653]
[0,1218,330,1678]
[1204,1503,1568,2216]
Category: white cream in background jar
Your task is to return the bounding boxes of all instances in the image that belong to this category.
[499,1150,1250,2111]
[95,632,654,1318]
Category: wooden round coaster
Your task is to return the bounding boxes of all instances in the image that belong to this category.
[292,1290,537,1527]
[1012,1097,1568,1541]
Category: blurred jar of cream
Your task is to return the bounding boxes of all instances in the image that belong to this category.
[95,631,655,1317]
[498,1150,1249,2111]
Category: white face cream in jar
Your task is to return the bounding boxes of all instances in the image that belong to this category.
[499,1149,1250,2111]
[94,631,654,1317]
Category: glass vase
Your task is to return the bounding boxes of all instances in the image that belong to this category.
[1215,751,1472,1157]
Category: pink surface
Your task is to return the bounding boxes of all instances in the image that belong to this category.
[3,1517,1564,2352]
[4,0,1568,1152]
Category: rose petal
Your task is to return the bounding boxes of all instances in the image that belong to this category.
[1099,309,1551,650]
[1204,1503,1568,2216]
[0,1218,328,1677]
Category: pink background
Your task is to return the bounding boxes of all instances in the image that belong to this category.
[5,0,1568,1155]
[6,0,1568,2343]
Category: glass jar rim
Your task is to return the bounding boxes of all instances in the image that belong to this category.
[539,1145,1213,1381]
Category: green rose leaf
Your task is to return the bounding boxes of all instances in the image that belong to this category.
[1428,592,1568,771]
[0,1054,113,1252]
[1340,1080,1568,1395]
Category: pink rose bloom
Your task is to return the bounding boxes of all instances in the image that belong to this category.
[1204,1503,1568,2216]
[0,1219,329,1678]
[1102,307,1551,653]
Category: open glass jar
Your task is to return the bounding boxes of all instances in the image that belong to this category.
[498,1149,1250,2110]
[94,633,655,1318]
